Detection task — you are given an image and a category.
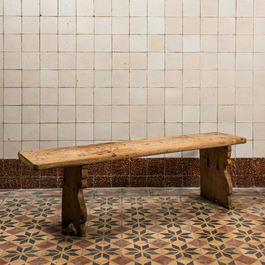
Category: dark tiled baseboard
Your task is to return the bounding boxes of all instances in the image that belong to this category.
[0,158,265,189]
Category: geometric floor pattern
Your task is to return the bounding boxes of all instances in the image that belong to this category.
[0,188,265,265]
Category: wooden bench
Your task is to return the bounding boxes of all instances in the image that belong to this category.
[18,132,246,236]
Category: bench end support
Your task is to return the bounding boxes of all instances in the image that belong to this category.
[62,165,88,236]
[200,146,233,209]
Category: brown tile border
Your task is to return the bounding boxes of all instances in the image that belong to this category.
[1,158,265,188]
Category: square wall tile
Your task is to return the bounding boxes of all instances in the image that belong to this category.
[4,0,21,15]
[94,88,111,105]
[130,0,147,16]
[41,0,58,16]
[58,106,75,122]
[112,123,129,140]
[76,106,93,122]
[22,124,39,141]
[22,0,39,16]
[76,123,93,141]
[165,0,182,16]
[183,106,200,122]
[58,123,75,141]
[94,123,111,141]
[4,106,21,123]
[112,106,129,122]
[130,16,147,35]
[112,0,129,16]
[4,124,21,141]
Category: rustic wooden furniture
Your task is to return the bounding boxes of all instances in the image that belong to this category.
[18,132,246,236]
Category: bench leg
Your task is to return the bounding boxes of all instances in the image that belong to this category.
[62,165,88,236]
[200,146,232,209]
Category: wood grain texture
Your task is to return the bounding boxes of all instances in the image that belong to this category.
[200,146,233,208]
[18,132,246,170]
[62,165,88,236]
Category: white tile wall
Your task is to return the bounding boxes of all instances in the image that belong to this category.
[0,0,264,159]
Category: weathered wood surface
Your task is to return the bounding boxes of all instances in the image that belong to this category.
[200,146,233,208]
[62,165,88,236]
[18,132,246,170]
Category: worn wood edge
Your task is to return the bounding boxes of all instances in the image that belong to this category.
[18,133,247,170]
[18,152,37,170]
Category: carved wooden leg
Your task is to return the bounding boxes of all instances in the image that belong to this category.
[200,146,232,209]
[62,165,88,236]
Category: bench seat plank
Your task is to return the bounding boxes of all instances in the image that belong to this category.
[18,132,246,170]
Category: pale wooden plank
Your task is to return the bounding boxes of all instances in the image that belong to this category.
[18,132,246,170]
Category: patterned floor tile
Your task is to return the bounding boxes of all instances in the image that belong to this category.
[207,259,248,265]
[185,205,217,217]
[0,188,264,264]
[94,189,121,196]
[123,229,158,244]
[1,198,34,209]
[19,218,55,231]
[194,228,233,243]
[1,245,42,263]
[86,229,122,245]
[92,197,121,207]
[123,242,162,263]
[150,188,182,196]
[240,242,265,256]
[37,189,62,197]
[121,188,150,196]
[10,230,49,246]
[161,242,202,261]
[158,228,196,244]
[201,242,242,260]
[231,228,265,244]
[9,190,39,197]
[0,217,21,233]
[0,191,11,197]
[42,243,82,263]
[157,216,189,230]
[154,205,185,216]
[151,196,181,206]
[222,216,257,229]
[88,217,122,231]
[83,243,122,263]
[123,196,151,206]
[190,216,223,230]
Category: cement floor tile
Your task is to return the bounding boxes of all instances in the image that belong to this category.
[239,242,265,261]
[9,190,39,197]
[94,189,121,197]
[150,188,184,196]
[123,242,162,262]
[194,228,233,243]
[230,228,265,244]
[151,196,181,206]
[123,229,158,244]
[10,229,49,247]
[121,188,150,196]
[200,242,242,260]
[1,244,43,263]
[158,228,196,244]
[169,257,206,265]
[122,196,151,206]
[41,243,82,263]
[206,259,248,265]
[161,242,202,260]
[37,190,62,197]
[189,216,224,230]
[0,188,265,265]
[83,243,122,263]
